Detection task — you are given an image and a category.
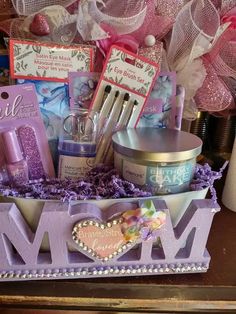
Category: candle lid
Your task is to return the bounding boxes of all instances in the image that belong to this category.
[112,128,202,162]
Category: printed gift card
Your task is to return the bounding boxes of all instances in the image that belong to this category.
[10,39,95,82]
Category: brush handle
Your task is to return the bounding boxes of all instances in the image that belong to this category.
[95,100,124,164]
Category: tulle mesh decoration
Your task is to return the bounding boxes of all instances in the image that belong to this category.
[206,28,236,79]
[11,0,76,16]
[77,0,147,40]
[167,0,219,70]
[0,18,13,36]
[9,5,77,45]
[195,57,234,112]
[195,26,236,114]
[166,0,225,119]
[130,0,174,43]
[0,0,15,21]
[155,0,189,19]
[220,0,236,15]
[9,18,31,39]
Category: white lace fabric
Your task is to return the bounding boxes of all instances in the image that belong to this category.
[77,0,147,40]
[11,0,75,15]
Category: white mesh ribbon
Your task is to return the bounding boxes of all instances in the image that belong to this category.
[77,0,147,41]
[221,0,236,15]
[10,5,77,45]
[11,0,76,16]
[167,0,229,119]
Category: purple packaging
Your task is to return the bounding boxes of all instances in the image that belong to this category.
[0,84,55,181]
[138,72,177,129]
[69,72,99,109]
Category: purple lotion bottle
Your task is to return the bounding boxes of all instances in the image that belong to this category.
[2,130,29,185]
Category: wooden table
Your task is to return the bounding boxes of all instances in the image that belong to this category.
[0,199,235,313]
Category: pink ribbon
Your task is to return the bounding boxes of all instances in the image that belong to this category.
[96,23,139,58]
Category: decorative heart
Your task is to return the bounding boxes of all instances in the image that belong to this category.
[29,14,50,36]
[72,218,133,261]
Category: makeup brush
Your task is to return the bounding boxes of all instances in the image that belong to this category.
[116,93,130,123]
[126,99,139,127]
[96,85,112,113]
[95,93,130,164]
[100,90,120,120]
[104,99,139,164]
[97,90,120,139]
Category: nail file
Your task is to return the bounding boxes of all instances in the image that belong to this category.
[17,125,45,180]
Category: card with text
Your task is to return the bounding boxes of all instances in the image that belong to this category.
[91,45,160,128]
[10,39,95,82]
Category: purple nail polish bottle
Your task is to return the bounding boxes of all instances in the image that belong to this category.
[2,130,29,185]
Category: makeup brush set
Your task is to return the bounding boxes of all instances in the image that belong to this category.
[89,45,160,165]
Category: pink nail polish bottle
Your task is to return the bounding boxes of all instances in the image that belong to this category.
[2,130,29,185]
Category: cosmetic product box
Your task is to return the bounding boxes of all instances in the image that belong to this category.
[88,45,160,165]
[138,72,177,129]
[0,83,55,183]
[9,39,96,163]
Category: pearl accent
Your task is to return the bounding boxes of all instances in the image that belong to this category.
[144,35,156,47]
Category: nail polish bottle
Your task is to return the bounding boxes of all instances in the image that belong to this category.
[0,150,8,185]
[2,130,29,185]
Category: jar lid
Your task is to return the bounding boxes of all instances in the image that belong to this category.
[58,140,96,156]
[112,128,202,162]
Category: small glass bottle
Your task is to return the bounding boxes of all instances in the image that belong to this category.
[2,129,29,185]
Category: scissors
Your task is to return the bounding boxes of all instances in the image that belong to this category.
[63,109,96,142]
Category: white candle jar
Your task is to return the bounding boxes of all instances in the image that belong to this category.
[112,128,202,195]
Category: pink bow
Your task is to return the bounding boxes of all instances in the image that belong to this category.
[96,23,139,58]
[221,7,236,31]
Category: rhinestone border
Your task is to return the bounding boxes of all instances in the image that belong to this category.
[0,263,209,280]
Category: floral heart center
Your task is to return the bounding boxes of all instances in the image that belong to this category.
[72,218,132,261]
[29,14,50,36]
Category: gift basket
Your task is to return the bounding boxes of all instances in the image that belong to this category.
[0,0,234,281]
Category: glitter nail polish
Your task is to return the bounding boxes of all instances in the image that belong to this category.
[2,130,29,185]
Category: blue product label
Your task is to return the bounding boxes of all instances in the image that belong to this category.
[146,160,195,194]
